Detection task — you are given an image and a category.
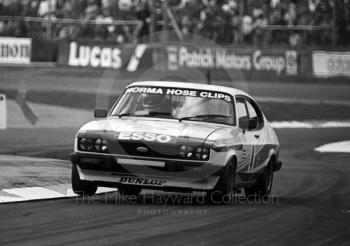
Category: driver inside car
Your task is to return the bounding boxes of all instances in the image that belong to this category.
[134,93,172,116]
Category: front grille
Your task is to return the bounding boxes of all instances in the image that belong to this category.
[108,141,180,159]
[75,153,203,173]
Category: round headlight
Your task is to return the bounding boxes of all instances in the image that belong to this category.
[101,139,108,151]
[85,138,93,150]
[95,139,102,151]
[79,138,87,150]
[180,145,187,157]
[195,147,202,153]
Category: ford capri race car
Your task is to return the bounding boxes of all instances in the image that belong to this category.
[71,81,282,200]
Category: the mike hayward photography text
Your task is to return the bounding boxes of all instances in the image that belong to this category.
[137,209,208,216]
[75,191,279,207]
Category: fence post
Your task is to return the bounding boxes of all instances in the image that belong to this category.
[239,0,244,45]
[332,0,337,46]
[47,0,53,39]
[162,0,169,43]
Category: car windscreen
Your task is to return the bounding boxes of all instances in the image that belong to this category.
[110,86,235,125]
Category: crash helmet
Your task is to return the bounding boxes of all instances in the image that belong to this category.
[141,93,168,110]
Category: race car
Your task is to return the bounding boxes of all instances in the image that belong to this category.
[70,81,282,201]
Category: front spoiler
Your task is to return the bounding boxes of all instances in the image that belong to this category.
[71,152,221,191]
[77,167,219,191]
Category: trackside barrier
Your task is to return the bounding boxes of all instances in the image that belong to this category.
[312,51,350,78]
[0,94,7,129]
[57,40,152,70]
[11,38,347,81]
[0,37,31,64]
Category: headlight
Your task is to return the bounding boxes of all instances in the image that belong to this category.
[95,139,108,152]
[78,138,108,152]
[179,145,209,160]
[85,138,94,150]
[79,138,87,150]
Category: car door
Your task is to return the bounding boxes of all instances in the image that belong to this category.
[235,97,257,173]
[244,97,266,172]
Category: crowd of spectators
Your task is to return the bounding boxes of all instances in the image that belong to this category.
[0,0,151,42]
[0,0,349,46]
[172,0,349,46]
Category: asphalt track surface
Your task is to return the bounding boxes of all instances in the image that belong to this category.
[0,128,349,246]
[1,66,350,102]
[0,67,350,245]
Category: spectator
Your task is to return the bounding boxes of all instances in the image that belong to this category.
[252,10,268,46]
[136,0,151,40]
[38,0,56,17]
[242,14,253,44]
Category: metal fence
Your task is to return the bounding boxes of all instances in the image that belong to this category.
[0,15,348,47]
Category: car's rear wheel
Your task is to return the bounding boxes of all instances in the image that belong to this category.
[71,164,98,196]
[207,159,236,203]
[245,160,274,198]
[118,185,142,196]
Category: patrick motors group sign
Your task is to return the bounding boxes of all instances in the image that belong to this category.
[166,46,298,75]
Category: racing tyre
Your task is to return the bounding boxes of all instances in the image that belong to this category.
[207,159,236,204]
[245,161,274,198]
[118,185,142,196]
[71,164,98,196]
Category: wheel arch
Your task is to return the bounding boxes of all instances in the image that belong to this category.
[267,149,277,167]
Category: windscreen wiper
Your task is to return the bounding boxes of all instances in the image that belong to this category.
[178,114,231,122]
[147,112,172,116]
[117,113,132,118]
[118,112,172,118]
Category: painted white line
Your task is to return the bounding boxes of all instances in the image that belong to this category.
[0,155,69,163]
[0,186,118,204]
[3,187,66,200]
[315,141,350,153]
[0,196,26,203]
[271,120,350,129]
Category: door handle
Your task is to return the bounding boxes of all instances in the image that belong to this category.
[254,135,260,139]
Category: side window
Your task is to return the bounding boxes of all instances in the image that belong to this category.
[236,97,248,119]
[246,101,257,119]
[245,99,264,129]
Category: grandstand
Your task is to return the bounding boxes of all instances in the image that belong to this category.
[0,0,349,47]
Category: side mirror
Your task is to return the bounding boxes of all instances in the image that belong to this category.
[239,117,258,131]
[94,109,108,118]
[239,116,250,130]
[248,118,258,129]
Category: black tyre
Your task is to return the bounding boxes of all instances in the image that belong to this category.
[245,161,274,198]
[118,185,142,196]
[207,159,236,203]
[71,164,98,196]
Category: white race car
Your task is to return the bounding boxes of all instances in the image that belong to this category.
[71,81,282,200]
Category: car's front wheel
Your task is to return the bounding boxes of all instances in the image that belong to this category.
[245,160,274,198]
[71,164,98,196]
[207,159,236,203]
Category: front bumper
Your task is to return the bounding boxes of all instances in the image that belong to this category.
[71,152,222,191]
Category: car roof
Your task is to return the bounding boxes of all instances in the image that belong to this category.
[127,81,250,97]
